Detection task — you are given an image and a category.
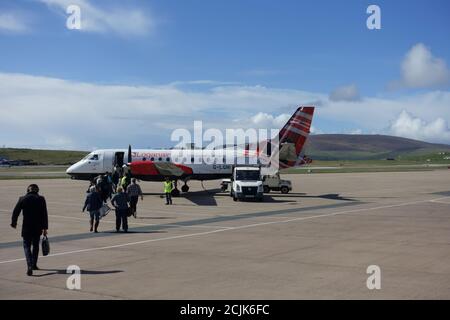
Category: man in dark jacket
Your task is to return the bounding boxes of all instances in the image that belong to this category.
[111,187,129,232]
[127,178,143,218]
[82,186,103,233]
[99,175,110,202]
[11,184,48,276]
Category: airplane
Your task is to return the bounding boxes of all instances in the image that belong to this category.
[66,106,315,195]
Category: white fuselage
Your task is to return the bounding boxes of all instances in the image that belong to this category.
[66,148,265,181]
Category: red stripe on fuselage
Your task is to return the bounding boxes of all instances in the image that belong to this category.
[130,161,193,176]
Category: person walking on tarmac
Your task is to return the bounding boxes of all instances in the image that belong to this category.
[112,167,119,193]
[119,175,126,191]
[127,178,143,218]
[164,177,174,205]
[105,172,113,199]
[121,164,131,187]
[120,172,131,192]
[82,186,103,233]
[111,187,130,232]
[11,184,49,276]
[99,175,110,202]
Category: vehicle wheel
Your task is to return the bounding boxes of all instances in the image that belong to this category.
[280,186,289,194]
[258,197,263,202]
[181,185,189,193]
[263,186,270,193]
[233,195,237,202]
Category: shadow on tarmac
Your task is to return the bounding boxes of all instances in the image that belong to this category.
[33,268,123,277]
[267,193,358,202]
[145,189,359,205]
[137,216,173,220]
[103,230,167,234]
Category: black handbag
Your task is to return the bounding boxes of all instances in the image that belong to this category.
[42,235,50,256]
[127,207,133,217]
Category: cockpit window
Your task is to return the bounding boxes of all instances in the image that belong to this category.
[82,153,99,161]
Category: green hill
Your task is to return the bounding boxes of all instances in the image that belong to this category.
[0,148,87,165]
[1,135,450,165]
[304,134,450,160]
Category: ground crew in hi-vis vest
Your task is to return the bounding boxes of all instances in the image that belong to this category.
[164,177,174,205]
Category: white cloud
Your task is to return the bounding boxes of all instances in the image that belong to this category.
[39,0,154,36]
[318,91,450,142]
[0,12,29,33]
[348,129,363,135]
[168,80,241,87]
[399,43,449,89]
[389,110,450,144]
[241,69,283,77]
[250,112,290,128]
[0,73,323,149]
[329,84,360,102]
[310,126,323,135]
[0,72,450,149]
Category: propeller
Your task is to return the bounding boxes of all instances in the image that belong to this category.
[128,144,132,164]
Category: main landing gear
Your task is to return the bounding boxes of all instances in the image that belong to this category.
[170,180,190,196]
[171,180,180,197]
[181,183,189,193]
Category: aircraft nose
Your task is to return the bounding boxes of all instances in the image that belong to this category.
[66,162,79,175]
[66,164,74,174]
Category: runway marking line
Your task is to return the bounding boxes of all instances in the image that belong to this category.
[46,214,232,230]
[0,209,233,229]
[1,196,448,265]
[45,201,231,217]
[429,196,450,205]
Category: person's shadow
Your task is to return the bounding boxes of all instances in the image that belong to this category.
[33,268,123,277]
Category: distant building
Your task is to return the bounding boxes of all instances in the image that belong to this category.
[0,158,10,166]
[0,158,36,166]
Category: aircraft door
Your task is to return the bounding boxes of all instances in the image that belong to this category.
[114,152,125,167]
[102,151,114,173]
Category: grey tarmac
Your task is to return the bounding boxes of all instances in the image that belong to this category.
[0,171,449,299]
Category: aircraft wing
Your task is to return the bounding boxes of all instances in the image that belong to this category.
[130,160,193,178]
[153,162,186,177]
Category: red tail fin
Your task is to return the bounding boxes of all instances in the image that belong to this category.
[278,106,315,168]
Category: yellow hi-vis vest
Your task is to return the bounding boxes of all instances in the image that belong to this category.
[164,181,173,193]
[120,176,127,187]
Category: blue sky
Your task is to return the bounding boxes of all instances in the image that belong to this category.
[0,0,449,149]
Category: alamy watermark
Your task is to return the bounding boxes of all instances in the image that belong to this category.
[366,5,381,30]
[170,122,280,165]
[66,5,81,30]
[366,265,381,290]
[65,4,382,32]
[66,265,81,290]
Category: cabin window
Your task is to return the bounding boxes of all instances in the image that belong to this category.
[166,157,170,162]
[89,154,99,161]
[158,157,162,161]
[150,157,154,161]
